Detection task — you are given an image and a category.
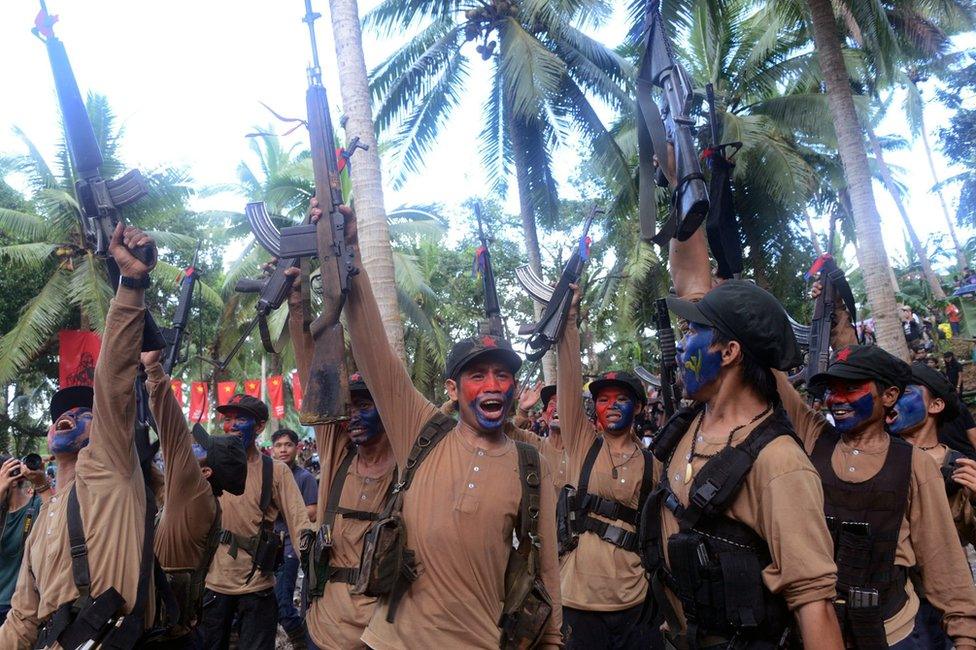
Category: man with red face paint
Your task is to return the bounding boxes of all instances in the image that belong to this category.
[199,393,313,650]
[282,270,400,650]
[552,284,656,649]
[0,225,165,648]
[641,225,844,649]
[312,198,562,649]
[514,383,570,494]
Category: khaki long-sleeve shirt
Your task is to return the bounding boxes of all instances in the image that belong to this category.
[777,373,976,648]
[0,287,154,649]
[346,259,563,650]
[557,319,649,612]
[145,361,217,572]
[205,452,312,595]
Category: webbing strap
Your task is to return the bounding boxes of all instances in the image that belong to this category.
[323,446,357,531]
[578,438,654,531]
[399,412,455,493]
[66,485,92,607]
[258,454,273,519]
[514,441,543,573]
[582,516,639,553]
[576,438,604,506]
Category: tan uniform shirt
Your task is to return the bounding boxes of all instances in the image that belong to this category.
[657,411,838,634]
[506,424,569,495]
[205,453,312,595]
[923,444,976,548]
[557,319,648,612]
[0,288,154,649]
[145,362,217,572]
[306,424,395,650]
[778,373,976,648]
[347,264,563,650]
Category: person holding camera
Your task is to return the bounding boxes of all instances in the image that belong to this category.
[0,455,48,625]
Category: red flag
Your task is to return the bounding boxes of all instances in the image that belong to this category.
[267,375,285,419]
[217,381,238,406]
[170,379,184,407]
[291,371,303,411]
[59,330,102,388]
[189,382,209,423]
[244,379,262,398]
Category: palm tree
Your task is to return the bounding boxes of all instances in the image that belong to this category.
[802,0,910,359]
[327,0,406,359]
[0,95,220,385]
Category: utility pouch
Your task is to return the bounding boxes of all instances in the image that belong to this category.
[667,532,705,597]
[353,499,418,600]
[251,524,284,577]
[835,523,873,588]
[498,551,553,650]
[556,485,580,556]
[56,587,126,650]
[842,587,886,650]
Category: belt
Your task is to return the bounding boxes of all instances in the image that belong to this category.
[582,516,638,553]
[580,494,639,526]
[664,634,733,650]
[326,567,359,585]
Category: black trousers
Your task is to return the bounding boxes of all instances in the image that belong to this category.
[198,588,278,650]
[563,603,663,650]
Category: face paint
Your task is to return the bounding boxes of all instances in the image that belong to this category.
[676,324,723,398]
[349,398,383,445]
[888,384,927,435]
[459,364,516,431]
[191,443,208,461]
[543,396,559,430]
[222,410,258,449]
[48,407,93,455]
[825,381,877,434]
[594,387,636,432]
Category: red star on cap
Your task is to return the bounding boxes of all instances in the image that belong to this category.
[605,371,618,380]
[481,335,497,348]
[230,394,243,404]
[836,347,853,363]
[350,373,362,382]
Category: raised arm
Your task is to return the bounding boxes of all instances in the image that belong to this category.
[84,225,156,477]
[669,228,717,300]
[275,463,314,555]
[557,294,595,460]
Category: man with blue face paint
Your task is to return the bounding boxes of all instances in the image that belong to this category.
[555,283,655,650]
[199,394,313,650]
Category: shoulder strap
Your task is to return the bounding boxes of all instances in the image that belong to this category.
[259,454,273,517]
[514,441,543,574]
[577,437,603,498]
[652,404,705,462]
[323,445,357,533]
[637,447,654,511]
[66,484,93,608]
[399,412,455,493]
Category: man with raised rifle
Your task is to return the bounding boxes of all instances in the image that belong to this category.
[0,225,165,649]
[137,346,248,645]
[198,393,312,649]
[553,285,655,649]
[312,200,563,648]
[282,264,398,650]
[640,225,844,648]
[884,358,976,648]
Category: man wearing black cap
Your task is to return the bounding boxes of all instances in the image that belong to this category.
[313,199,562,649]
[198,393,313,650]
[886,362,976,648]
[139,348,247,641]
[552,287,654,649]
[635,278,843,649]
[0,225,166,647]
[514,383,569,493]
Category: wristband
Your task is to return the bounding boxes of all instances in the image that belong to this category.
[33,482,51,495]
[120,275,150,289]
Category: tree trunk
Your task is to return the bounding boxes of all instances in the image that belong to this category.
[919,106,968,274]
[865,124,945,300]
[805,211,824,256]
[508,114,555,384]
[806,0,910,360]
[328,0,405,359]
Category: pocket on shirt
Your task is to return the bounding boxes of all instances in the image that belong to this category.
[454,490,480,514]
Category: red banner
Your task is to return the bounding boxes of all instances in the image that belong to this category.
[217,381,238,406]
[59,330,101,388]
[291,371,303,412]
[170,379,184,407]
[189,381,209,423]
[244,379,261,398]
[267,375,285,419]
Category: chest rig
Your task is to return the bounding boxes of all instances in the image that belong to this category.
[638,405,794,649]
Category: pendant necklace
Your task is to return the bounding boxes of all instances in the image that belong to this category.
[684,406,772,484]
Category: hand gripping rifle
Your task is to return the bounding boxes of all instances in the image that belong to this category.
[636,0,709,246]
[514,205,602,362]
[473,203,504,337]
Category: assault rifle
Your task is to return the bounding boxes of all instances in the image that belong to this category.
[703,83,743,279]
[653,298,679,417]
[33,2,166,353]
[636,0,709,246]
[162,246,201,375]
[473,202,504,337]
[515,205,602,362]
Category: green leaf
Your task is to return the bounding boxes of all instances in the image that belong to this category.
[0,268,72,385]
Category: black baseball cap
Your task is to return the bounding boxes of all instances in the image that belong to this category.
[349,372,371,397]
[444,334,522,380]
[588,371,647,406]
[191,423,247,496]
[216,394,269,423]
[908,362,960,421]
[809,345,912,394]
[666,281,802,371]
[541,385,557,409]
[50,385,94,422]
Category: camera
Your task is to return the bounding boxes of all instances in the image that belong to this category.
[0,453,43,478]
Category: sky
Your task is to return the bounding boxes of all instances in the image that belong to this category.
[0,0,972,277]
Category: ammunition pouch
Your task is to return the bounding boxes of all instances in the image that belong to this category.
[555,485,580,556]
[252,524,285,577]
[35,587,126,650]
[498,548,553,650]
